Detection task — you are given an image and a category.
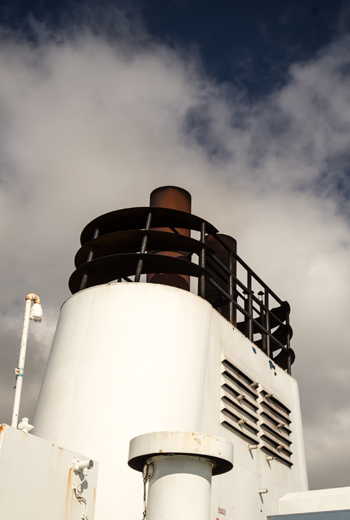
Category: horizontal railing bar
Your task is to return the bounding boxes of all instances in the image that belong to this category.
[207,263,286,330]
[207,277,235,305]
[207,276,289,354]
[208,254,248,293]
[208,253,232,277]
[211,233,283,304]
[250,297,287,329]
[206,268,287,330]
[205,257,234,285]
[205,267,286,330]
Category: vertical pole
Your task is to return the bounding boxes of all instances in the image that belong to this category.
[286,315,291,375]
[135,212,152,282]
[265,292,271,360]
[199,222,206,298]
[11,298,32,428]
[245,272,253,341]
[79,227,99,291]
[258,292,266,352]
[229,251,234,324]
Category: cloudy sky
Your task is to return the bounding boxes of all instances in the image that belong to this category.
[0,0,350,491]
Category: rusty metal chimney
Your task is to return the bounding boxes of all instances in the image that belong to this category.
[147,186,192,291]
[68,186,294,372]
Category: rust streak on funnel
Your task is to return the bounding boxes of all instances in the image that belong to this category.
[147,186,191,291]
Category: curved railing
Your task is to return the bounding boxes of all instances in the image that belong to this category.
[69,206,294,374]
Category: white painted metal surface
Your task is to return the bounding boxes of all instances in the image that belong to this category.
[128,431,233,474]
[0,424,98,520]
[278,487,350,514]
[33,282,308,520]
[147,455,213,520]
[129,431,233,520]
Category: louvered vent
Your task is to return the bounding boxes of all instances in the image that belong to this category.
[260,390,292,466]
[221,359,259,445]
[221,358,293,467]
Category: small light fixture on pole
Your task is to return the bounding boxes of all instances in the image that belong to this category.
[11,293,43,429]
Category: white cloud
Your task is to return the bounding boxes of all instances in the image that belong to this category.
[0,15,350,490]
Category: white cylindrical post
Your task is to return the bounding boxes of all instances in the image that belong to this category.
[11,297,32,428]
[147,455,213,520]
[128,431,233,520]
[11,293,42,429]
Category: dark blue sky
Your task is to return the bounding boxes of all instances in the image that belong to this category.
[0,0,347,97]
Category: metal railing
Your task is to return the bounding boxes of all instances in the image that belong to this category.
[198,230,292,374]
[71,206,294,374]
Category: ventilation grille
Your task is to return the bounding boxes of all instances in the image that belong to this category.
[221,359,259,445]
[221,359,293,467]
[260,390,292,465]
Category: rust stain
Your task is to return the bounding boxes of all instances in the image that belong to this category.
[65,467,73,519]
[0,424,5,433]
[93,487,97,514]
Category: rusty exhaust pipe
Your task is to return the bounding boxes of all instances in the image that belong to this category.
[147,186,192,291]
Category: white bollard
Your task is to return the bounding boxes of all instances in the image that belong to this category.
[128,431,233,520]
[147,454,213,520]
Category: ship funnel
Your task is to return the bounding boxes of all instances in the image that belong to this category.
[68,186,295,373]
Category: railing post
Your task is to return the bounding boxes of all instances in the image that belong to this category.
[286,315,292,375]
[79,226,99,291]
[199,222,206,298]
[244,272,253,341]
[135,212,152,282]
[229,251,234,324]
[265,292,271,359]
[258,291,266,352]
